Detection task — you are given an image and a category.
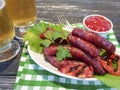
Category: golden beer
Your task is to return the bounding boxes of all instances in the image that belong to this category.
[0,0,15,49]
[5,0,37,27]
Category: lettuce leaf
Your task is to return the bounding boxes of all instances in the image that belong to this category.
[24,20,69,54]
[95,74,120,89]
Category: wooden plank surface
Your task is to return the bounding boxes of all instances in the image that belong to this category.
[36,0,120,43]
[0,0,120,89]
[0,76,15,90]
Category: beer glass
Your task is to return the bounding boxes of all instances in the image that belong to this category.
[5,0,37,39]
[0,0,20,62]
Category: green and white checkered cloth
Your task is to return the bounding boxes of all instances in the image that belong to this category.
[14,24,120,90]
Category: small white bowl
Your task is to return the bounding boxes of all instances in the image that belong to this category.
[83,14,113,38]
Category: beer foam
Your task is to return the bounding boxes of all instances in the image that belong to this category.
[0,0,5,9]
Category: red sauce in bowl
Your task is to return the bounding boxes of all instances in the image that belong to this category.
[85,16,111,32]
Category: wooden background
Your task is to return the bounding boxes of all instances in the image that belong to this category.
[0,0,120,89]
[36,0,120,43]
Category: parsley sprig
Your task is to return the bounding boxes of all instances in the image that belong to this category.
[56,46,72,61]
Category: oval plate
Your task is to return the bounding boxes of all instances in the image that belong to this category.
[28,46,97,81]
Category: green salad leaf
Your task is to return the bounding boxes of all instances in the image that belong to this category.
[95,74,120,89]
[24,20,69,54]
[24,29,43,53]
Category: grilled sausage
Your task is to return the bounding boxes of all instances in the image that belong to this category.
[72,28,115,54]
[68,33,100,57]
[67,46,106,75]
[44,45,106,75]
[46,55,93,78]
[45,55,86,68]
[59,63,93,78]
[44,45,57,56]
[45,55,68,68]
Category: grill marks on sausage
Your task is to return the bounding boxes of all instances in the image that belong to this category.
[67,46,106,75]
[70,65,79,72]
[72,28,115,54]
[45,55,93,78]
[60,64,89,77]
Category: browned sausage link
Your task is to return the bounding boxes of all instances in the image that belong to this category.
[44,45,57,56]
[45,55,68,68]
[44,45,106,75]
[59,63,81,74]
[67,46,106,75]
[60,64,93,78]
[68,33,100,57]
[46,55,93,78]
[72,28,116,54]
[45,55,85,69]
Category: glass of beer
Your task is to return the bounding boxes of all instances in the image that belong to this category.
[5,0,37,39]
[0,0,20,62]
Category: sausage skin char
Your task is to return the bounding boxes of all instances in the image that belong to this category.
[72,28,115,54]
[68,33,100,57]
[45,55,93,78]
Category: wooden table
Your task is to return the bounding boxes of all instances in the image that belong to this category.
[0,0,120,89]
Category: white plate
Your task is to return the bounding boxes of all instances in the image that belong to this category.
[28,46,97,81]
[28,45,120,81]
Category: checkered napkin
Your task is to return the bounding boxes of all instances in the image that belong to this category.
[14,26,120,90]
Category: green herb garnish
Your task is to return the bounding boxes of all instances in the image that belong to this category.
[56,46,72,61]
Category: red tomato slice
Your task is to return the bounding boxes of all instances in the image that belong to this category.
[100,54,120,76]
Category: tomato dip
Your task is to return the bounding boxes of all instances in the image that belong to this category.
[85,15,111,32]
